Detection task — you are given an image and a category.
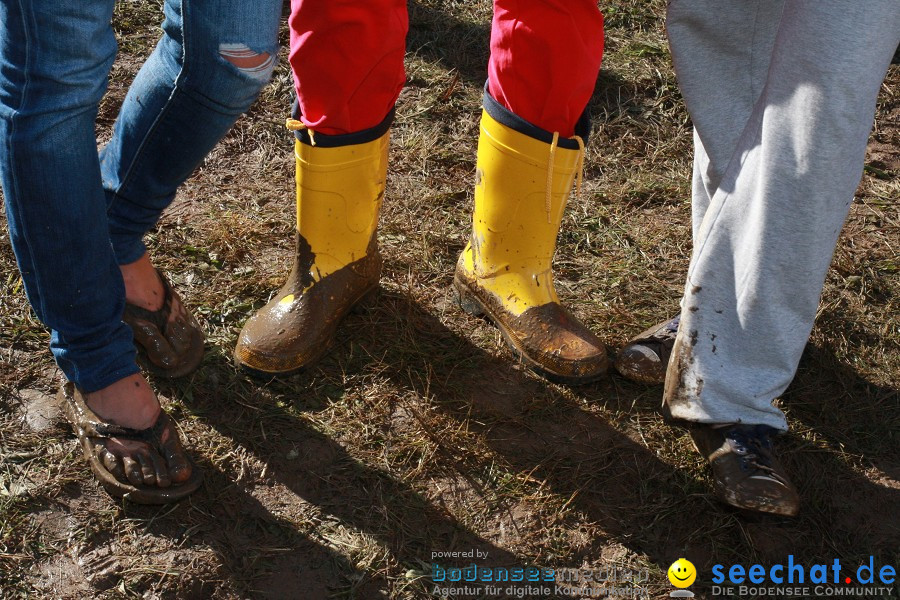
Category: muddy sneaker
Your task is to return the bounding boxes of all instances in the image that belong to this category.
[614,316,679,384]
[690,423,800,516]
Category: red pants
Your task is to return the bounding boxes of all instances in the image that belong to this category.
[288,1,604,138]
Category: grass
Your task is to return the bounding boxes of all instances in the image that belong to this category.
[1,1,898,598]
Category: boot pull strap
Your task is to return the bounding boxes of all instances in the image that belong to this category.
[573,135,585,204]
[545,132,587,224]
[286,118,316,146]
[546,132,560,223]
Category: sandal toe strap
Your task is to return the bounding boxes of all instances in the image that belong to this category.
[122,270,175,331]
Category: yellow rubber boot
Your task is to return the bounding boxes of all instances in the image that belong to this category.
[454,109,608,383]
[234,130,388,375]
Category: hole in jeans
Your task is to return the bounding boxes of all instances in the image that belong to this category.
[219,43,275,81]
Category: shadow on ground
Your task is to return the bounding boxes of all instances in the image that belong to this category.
[151,287,899,597]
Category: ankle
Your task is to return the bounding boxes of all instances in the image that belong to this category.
[120,252,164,311]
[84,374,161,430]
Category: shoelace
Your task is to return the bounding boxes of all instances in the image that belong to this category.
[286,117,315,146]
[544,132,586,223]
[726,427,786,481]
[664,315,680,334]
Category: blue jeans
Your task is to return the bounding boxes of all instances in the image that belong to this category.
[0,0,282,391]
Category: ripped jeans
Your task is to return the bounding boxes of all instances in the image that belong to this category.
[0,0,282,391]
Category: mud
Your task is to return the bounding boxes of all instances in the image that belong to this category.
[122,273,205,378]
[19,388,62,433]
[662,330,705,413]
[234,235,382,374]
[613,317,680,384]
[287,233,317,293]
[454,269,607,380]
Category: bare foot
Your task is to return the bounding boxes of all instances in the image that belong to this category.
[83,374,192,486]
[84,373,159,429]
[120,252,165,311]
[119,252,204,377]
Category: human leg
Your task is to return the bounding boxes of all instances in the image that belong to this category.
[664,0,900,428]
[0,0,198,498]
[234,0,406,375]
[663,0,899,514]
[287,0,407,135]
[614,0,784,383]
[102,0,282,375]
[103,0,283,266]
[0,0,136,392]
[488,0,603,137]
[454,0,608,383]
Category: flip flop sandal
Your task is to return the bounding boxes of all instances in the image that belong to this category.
[123,270,205,378]
[60,382,203,504]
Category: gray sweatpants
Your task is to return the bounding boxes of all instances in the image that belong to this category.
[662,0,900,430]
